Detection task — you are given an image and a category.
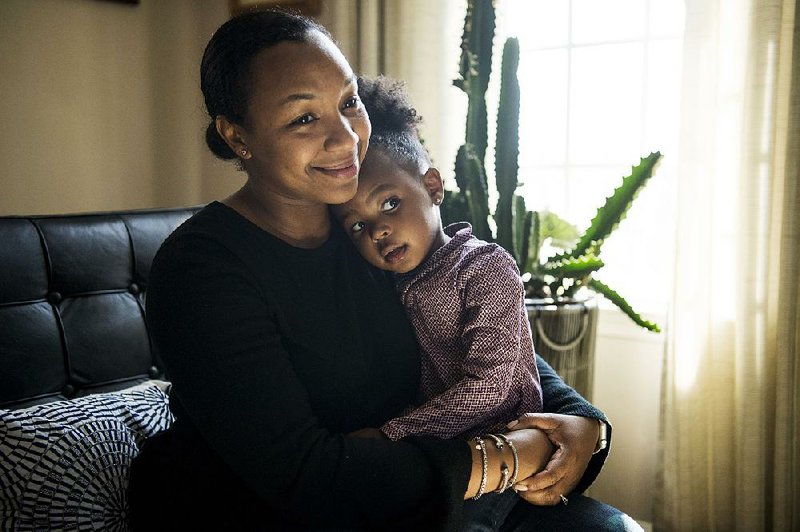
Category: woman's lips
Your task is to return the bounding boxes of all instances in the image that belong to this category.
[315,161,358,179]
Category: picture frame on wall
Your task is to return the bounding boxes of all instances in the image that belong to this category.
[230,0,321,17]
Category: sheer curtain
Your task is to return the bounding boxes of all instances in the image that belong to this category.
[656,0,799,530]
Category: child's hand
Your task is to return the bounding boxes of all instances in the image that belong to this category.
[348,427,387,439]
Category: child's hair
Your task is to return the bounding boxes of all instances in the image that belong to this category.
[357,76,431,176]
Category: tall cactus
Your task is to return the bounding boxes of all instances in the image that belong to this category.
[446,0,495,241]
[453,0,494,167]
[494,37,521,262]
[442,0,662,332]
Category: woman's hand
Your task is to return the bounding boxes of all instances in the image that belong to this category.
[507,413,599,505]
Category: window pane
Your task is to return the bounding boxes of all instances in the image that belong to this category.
[649,0,686,37]
[500,0,569,49]
[572,0,646,44]
[644,39,682,153]
[517,166,567,214]
[565,165,625,229]
[569,43,644,164]
[518,49,569,166]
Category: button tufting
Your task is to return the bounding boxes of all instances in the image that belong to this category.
[129,283,140,295]
[148,366,160,378]
[47,291,62,304]
[62,383,76,398]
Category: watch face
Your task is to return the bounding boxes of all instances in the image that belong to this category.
[594,420,608,453]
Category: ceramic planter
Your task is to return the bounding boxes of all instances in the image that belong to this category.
[526,297,598,401]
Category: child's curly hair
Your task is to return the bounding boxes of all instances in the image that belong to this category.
[357,75,432,176]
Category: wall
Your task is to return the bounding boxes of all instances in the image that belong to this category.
[0,0,242,216]
[589,307,665,525]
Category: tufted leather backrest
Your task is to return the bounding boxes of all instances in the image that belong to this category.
[0,207,200,409]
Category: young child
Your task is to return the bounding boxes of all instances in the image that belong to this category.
[334,76,543,443]
[335,77,545,529]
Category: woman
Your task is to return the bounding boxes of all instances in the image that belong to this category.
[129,9,633,531]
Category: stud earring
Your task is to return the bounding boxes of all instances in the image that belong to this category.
[434,196,442,205]
[240,148,248,157]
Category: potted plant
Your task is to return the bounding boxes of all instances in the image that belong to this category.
[440,0,662,399]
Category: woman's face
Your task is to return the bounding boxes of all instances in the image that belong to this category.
[237,31,370,206]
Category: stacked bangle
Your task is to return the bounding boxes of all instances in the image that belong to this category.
[497,434,519,492]
[472,433,521,497]
[472,436,488,500]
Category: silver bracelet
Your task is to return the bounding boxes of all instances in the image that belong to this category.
[472,436,488,500]
[497,433,519,492]
[485,434,510,493]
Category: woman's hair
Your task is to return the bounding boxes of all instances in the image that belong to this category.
[357,76,432,176]
[201,9,331,160]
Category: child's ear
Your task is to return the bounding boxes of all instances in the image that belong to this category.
[422,167,444,205]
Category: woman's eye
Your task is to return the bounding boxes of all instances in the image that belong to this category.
[350,221,365,233]
[293,114,316,126]
[380,198,400,212]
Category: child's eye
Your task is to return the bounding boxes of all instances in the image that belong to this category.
[380,197,400,212]
[343,96,360,110]
[350,221,365,233]
[292,114,316,126]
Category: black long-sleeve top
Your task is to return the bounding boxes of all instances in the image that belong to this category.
[137,202,609,530]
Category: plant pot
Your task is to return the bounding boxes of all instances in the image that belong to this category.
[526,297,598,401]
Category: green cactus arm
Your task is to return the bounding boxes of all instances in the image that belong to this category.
[456,0,495,163]
[467,97,489,173]
[511,195,531,270]
[440,189,470,227]
[453,144,470,197]
[494,37,521,254]
[541,255,604,279]
[549,152,662,263]
[587,278,661,332]
[529,210,541,271]
[455,0,495,92]
[495,37,520,200]
[458,144,492,240]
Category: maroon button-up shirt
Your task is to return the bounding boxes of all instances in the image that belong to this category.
[381,223,542,440]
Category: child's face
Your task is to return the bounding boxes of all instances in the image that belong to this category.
[333,148,446,274]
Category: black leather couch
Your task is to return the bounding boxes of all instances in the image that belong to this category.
[0,206,199,409]
[0,206,201,529]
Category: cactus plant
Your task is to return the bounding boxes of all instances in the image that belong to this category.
[440,0,662,332]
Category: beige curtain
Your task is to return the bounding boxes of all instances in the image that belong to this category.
[656,0,799,530]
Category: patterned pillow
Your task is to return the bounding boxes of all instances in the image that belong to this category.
[0,382,173,531]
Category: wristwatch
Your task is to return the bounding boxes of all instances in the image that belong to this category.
[593,419,609,454]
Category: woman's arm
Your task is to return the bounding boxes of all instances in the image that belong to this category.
[507,355,611,505]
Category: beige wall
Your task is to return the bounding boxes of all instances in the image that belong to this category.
[0,0,243,215]
[0,0,463,216]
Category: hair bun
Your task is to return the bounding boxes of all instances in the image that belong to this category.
[205,121,237,160]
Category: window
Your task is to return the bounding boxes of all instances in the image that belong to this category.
[486,0,685,315]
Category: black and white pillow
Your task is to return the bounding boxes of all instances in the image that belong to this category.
[0,382,172,531]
